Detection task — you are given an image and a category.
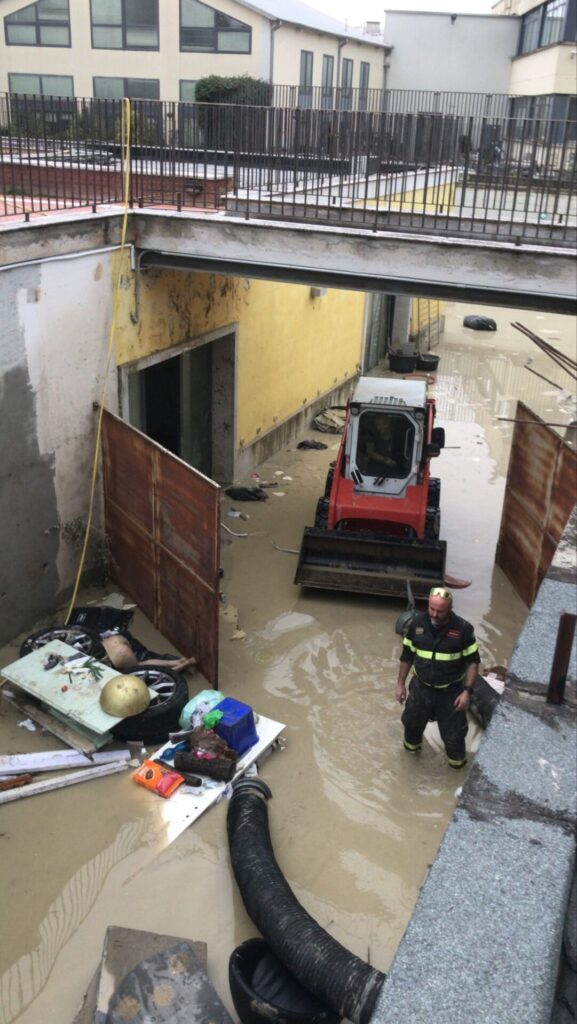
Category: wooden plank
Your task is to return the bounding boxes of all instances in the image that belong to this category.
[0,748,131,775]
[0,760,129,805]
[0,688,102,757]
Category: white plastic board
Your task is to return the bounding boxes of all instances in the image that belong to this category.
[145,714,285,837]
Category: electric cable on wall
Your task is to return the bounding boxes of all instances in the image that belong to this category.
[64,98,132,624]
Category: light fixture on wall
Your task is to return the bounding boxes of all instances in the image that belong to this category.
[310,286,328,298]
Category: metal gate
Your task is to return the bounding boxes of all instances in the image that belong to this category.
[496,402,577,608]
[101,410,220,685]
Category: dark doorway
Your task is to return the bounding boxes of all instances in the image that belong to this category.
[143,356,181,454]
[126,331,235,484]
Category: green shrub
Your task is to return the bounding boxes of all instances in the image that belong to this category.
[195,75,272,106]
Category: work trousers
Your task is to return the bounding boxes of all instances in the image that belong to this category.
[401,675,468,765]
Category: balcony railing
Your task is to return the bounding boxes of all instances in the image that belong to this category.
[1,93,575,246]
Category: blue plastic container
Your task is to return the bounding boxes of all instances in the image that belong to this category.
[215,697,258,755]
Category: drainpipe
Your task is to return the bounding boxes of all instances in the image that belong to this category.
[270,19,282,93]
[336,37,346,94]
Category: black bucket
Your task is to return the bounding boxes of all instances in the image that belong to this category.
[389,353,416,373]
[229,938,340,1024]
[416,352,440,371]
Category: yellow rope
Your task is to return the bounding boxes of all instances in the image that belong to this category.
[64,97,132,623]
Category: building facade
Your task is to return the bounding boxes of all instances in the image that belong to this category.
[493,0,576,121]
[0,0,388,102]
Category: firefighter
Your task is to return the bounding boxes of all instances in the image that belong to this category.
[395,587,480,769]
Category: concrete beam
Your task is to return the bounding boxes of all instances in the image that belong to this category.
[1,210,575,313]
[132,211,577,315]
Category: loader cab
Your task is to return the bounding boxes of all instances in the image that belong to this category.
[355,410,416,482]
[346,403,425,496]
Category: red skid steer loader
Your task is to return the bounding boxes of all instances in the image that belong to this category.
[294,376,447,600]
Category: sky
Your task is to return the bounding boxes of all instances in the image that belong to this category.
[304,0,496,30]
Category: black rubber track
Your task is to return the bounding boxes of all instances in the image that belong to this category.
[227,779,385,1024]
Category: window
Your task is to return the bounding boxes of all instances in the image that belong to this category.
[299,49,313,107]
[519,6,542,52]
[359,61,370,110]
[356,412,414,480]
[90,0,158,50]
[518,0,573,54]
[93,77,160,99]
[339,57,353,109]
[180,80,197,102]
[542,0,567,45]
[180,0,250,53]
[321,54,334,88]
[341,58,353,89]
[5,0,70,47]
[300,50,313,87]
[321,54,334,109]
[9,71,73,95]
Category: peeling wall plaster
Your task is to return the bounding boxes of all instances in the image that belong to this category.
[0,253,117,643]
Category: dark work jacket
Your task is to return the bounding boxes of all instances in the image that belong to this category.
[400,611,480,688]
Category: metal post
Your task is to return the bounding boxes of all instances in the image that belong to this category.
[546,613,577,705]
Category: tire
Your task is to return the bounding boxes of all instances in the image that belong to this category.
[428,477,441,510]
[20,624,104,660]
[314,498,329,529]
[425,507,441,540]
[323,463,335,498]
[111,666,189,744]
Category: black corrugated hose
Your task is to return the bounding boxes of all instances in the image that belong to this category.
[227,778,386,1024]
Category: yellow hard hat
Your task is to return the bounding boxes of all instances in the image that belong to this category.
[100,674,151,718]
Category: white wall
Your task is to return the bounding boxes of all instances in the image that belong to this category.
[384,11,518,94]
[0,247,117,643]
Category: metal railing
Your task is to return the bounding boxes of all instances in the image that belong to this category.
[271,86,515,119]
[1,94,575,246]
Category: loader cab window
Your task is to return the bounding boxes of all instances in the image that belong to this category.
[356,411,414,479]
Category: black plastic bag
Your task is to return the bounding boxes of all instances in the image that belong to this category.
[463,315,497,331]
[225,486,268,501]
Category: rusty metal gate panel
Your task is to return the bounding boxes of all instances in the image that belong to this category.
[496,402,577,608]
[101,410,220,686]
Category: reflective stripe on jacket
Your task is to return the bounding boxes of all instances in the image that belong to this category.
[400,611,480,688]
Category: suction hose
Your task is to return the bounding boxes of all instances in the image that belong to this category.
[227,778,385,1024]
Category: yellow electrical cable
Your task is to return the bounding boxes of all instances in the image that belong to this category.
[64,97,132,624]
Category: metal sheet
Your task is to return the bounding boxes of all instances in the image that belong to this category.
[496,402,577,606]
[156,550,219,690]
[102,411,220,686]
[157,455,220,581]
[101,414,155,533]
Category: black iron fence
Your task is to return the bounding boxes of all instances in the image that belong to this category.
[0,93,575,246]
[271,86,515,119]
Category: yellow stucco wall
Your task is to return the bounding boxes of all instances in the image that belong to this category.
[273,27,385,90]
[410,297,444,343]
[361,182,456,212]
[114,262,365,445]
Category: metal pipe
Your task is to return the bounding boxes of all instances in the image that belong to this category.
[547,613,577,705]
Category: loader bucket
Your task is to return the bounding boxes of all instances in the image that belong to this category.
[294,528,446,600]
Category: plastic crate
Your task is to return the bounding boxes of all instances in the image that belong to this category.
[215,697,258,755]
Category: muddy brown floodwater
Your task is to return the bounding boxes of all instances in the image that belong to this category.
[0,301,575,1024]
